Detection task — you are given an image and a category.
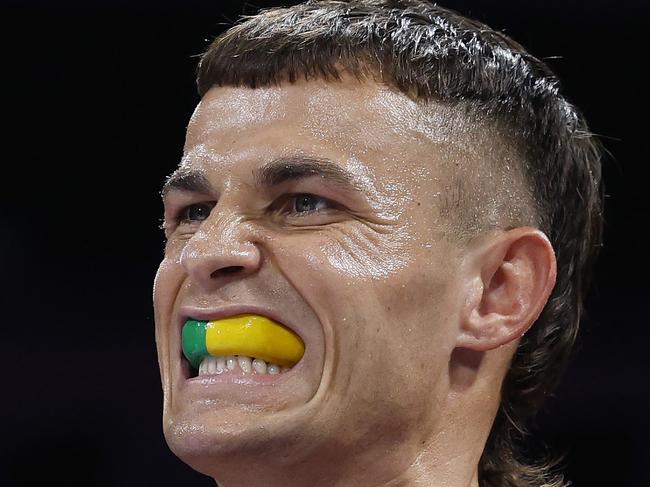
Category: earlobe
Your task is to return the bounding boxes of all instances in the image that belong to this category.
[456,227,557,351]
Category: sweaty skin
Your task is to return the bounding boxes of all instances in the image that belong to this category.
[182,314,305,369]
[153,74,551,487]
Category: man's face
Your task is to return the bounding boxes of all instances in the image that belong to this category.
[154,77,473,477]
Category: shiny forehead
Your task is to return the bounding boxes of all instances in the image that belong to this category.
[184,75,476,155]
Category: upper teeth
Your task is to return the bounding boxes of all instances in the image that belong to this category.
[198,355,290,376]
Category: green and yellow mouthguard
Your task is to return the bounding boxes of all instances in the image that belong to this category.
[182,314,305,369]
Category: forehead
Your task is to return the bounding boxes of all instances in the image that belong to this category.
[180,77,492,204]
[187,77,444,143]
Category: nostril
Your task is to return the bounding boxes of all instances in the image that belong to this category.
[211,265,245,278]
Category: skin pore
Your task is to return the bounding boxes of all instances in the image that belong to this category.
[153,74,556,487]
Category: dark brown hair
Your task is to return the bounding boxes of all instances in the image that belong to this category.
[195,1,604,485]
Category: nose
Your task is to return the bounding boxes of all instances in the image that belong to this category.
[179,208,262,291]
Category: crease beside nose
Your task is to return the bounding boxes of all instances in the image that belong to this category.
[180,214,261,288]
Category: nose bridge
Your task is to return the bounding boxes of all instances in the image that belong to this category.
[180,201,261,287]
[203,203,243,242]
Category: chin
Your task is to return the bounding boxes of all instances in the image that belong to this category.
[162,398,339,483]
[163,406,298,466]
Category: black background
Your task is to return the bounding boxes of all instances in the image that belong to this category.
[1,1,648,485]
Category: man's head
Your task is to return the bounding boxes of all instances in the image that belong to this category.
[153,2,603,486]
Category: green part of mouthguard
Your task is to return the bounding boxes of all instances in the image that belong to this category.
[182,319,208,369]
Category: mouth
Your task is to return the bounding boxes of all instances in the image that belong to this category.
[177,308,307,384]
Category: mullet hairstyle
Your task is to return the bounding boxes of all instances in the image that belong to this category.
[195,1,604,486]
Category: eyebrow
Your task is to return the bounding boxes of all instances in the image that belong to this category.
[254,156,362,191]
[161,169,214,198]
[161,155,362,198]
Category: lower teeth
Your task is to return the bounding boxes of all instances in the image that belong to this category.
[196,355,290,376]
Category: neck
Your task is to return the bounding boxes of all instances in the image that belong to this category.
[210,448,482,487]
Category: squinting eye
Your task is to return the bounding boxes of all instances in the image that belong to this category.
[181,203,214,222]
[292,194,330,213]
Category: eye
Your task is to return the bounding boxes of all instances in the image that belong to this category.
[180,202,215,223]
[291,194,331,214]
[269,193,341,226]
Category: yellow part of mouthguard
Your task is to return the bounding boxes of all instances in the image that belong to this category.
[205,314,305,368]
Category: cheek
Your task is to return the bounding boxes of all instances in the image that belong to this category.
[154,257,181,309]
[292,238,458,439]
[340,267,458,439]
[272,226,458,368]
[271,227,414,311]
[320,228,412,280]
[153,256,186,346]
[153,257,181,389]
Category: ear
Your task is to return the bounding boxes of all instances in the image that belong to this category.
[456,227,557,351]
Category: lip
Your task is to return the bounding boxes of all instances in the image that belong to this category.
[175,304,308,384]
